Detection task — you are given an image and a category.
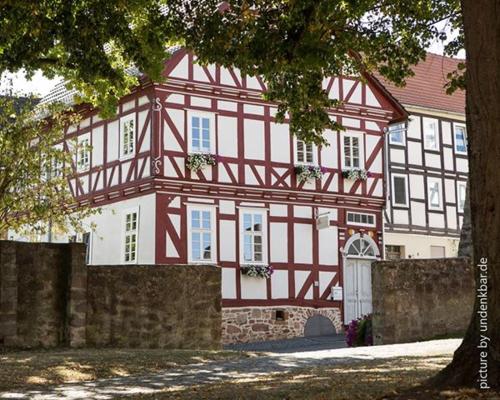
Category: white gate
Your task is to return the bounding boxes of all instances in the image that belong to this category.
[343,234,379,323]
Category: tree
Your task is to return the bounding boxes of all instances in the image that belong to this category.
[1,0,497,390]
[0,90,95,237]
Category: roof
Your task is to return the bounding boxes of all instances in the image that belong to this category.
[375,53,465,115]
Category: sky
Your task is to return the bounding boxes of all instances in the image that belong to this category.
[3,28,462,99]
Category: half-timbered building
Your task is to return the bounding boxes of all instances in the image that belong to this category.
[25,48,406,343]
[379,53,467,260]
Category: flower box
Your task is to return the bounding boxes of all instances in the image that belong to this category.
[342,168,369,181]
[295,165,326,183]
[240,264,274,279]
[186,153,216,172]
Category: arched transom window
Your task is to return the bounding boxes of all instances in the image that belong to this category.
[346,237,376,257]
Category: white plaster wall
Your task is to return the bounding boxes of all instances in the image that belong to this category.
[384,232,459,259]
[222,268,237,299]
[241,276,267,299]
[294,224,313,264]
[318,225,338,266]
[107,120,119,162]
[219,220,236,262]
[244,119,265,160]
[270,122,290,163]
[270,223,288,262]
[92,126,104,166]
[271,270,289,299]
[218,116,238,158]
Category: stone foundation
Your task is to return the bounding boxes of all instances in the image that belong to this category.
[222,306,343,344]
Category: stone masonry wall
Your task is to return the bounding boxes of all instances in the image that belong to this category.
[372,257,474,345]
[86,265,221,349]
[222,306,343,344]
[0,241,86,348]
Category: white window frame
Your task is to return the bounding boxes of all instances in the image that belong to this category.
[120,113,136,160]
[346,211,376,227]
[122,207,139,264]
[341,131,365,169]
[423,117,439,151]
[187,204,217,264]
[76,134,90,172]
[388,123,406,145]
[294,137,317,165]
[187,111,216,154]
[427,177,443,211]
[239,208,268,265]
[391,173,409,207]
[457,181,467,213]
[453,123,468,155]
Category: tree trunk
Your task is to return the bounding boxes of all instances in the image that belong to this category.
[430,0,500,389]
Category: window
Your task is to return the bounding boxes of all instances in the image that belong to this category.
[342,133,364,169]
[457,181,467,213]
[428,177,443,210]
[77,136,90,172]
[188,206,216,263]
[391,174,408,207]
[123,209,139,263]
[454,124,467,154]
[423,118,439,150]
[120,114,135,159]
[385,245,404,260]
[295,139,315,164]
[430,245,445,258]
[188,112,215,153]
[346,212,376,227]
[240,209,267,264]
[389,123,406,145]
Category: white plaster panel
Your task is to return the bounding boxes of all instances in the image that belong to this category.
[170,55,189,79]
[318,208,338,221]
[193,63,210,82]
[443,147,454,171]
[429,212,445,228]
[138,96,149,106]
[294,224,313,264]
[270,204,287,217]
[122,100,134,112]
[390,148,406,164]
[241,276,267,299]
[80,118,90,129]
[294,206,312,218]
[407,116,421,139]
[164,109,184,152]
[442,121,452,145]
[92,126,104,166]
[445,179,456,203]
[270,122,290,163]
[244,104,264,115]
[244,119,265,160]
[342,117,361,128]
[319,226,338,265]
[218,116,238,158]
[271,270,288,299]
[218,100,237,112]
[247,76,262,90]
[106,120,119,162]
[320,130,337,168]
[425,153,441,169]
[190,96,211,108]
[411,201,427,226]
[219,220,236,262]
[167,94,185,105]
[366,121,380,131]
[222,268,237,299]
[366,87,381,107]
[270,223,288,263]
[447,206,458,230]
[319,271,336,297]
[408,141,422,165]
[409,174,425,199]
[393,209,409,225]
[294,271,310,297]
[138,110,150,152]
[219,200,235,214]
[456,158,469,173]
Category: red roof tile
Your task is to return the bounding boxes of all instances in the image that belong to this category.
[375,53,465,115]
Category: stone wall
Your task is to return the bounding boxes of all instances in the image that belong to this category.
[372,257,474,345]
[0,241,86,347]
[222,306,342,344]
[86,265,221,349]
[0,241,221,349]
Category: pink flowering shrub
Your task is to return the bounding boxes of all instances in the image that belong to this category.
[345,314,373,347]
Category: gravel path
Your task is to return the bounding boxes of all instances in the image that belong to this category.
[0,339,461,400]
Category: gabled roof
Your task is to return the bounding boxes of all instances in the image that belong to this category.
[375,52,465,115]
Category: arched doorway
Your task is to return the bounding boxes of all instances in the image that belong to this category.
[343,234,380,324]
[304,315,336,337]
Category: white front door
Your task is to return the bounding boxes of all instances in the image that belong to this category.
[344,258,373,323]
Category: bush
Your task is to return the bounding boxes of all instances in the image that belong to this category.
[345,314,373,347]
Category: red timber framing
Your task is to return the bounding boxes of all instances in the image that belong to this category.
[67,48,405,314]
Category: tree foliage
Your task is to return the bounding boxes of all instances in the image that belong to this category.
[0,1,462,143]
[0,90,96,235]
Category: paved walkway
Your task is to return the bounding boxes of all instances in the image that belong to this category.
[0,339,461,400]
[225,334,346,353]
